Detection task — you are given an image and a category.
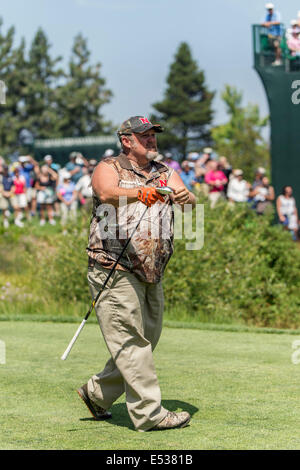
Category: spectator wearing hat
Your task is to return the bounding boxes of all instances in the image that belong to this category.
[287,27,300,56]
[66,152,88,184]
[261,3,283,66]
[89,159,98,168]
[35,165,58,226]
[103,149,115,158]
[75,166,94,208]
[56,172,78,226]
[180,160,197,191]
[186,152,199,170]
[204,160,228,208]
[227,169,251,205]
[286,20,299,41]
[0,165,14,228]
[164,152,181,172]
[249,176,275,215]
[276,186,299,241]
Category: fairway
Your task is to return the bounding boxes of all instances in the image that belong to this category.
[1,321,300,450]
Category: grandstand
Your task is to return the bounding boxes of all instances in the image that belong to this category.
[253,23,300,209]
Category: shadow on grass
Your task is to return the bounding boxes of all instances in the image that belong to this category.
[80,400,198,431]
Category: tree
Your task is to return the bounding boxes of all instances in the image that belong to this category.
[211,85,270,179]
[56,33,113,137]
[0,19,26,155]
[151,42,215,159]
[25,28,64,139]
[0,20,114,156]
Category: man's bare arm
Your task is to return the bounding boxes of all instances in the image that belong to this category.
[92,162,140,207]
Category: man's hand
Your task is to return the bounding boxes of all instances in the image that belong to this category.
[171,186,191,206]
[137,187,165,207]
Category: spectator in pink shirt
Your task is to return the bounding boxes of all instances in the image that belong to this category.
[204,160,228,208]
[287,28,300,56]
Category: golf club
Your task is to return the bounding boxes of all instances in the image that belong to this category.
[61,186,173,360]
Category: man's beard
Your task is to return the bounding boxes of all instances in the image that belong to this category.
[145,150,159,161]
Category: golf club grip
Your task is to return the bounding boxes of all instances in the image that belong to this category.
[61,319,86,360]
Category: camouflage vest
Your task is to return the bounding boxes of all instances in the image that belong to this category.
[86,153,174,283]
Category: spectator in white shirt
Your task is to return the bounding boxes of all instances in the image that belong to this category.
[75,166,93,206]
[276,185,299,241]
[227,169,250,204]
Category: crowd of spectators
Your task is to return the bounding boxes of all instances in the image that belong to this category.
[0,146,299,241]
[0,148,115,229]
[261,3,300,65]
[157,148,299,242]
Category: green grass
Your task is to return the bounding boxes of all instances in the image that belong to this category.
[1,321,300,450]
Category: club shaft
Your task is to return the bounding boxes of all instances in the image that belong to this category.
[60,205,148,360]
[61,319,87,360]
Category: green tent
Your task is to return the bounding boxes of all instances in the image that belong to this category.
[33,135,120,166]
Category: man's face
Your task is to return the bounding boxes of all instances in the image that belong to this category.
[123,130,158,161]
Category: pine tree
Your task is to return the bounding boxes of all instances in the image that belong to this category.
[151,42,214,159]
[25,28,64,138]
[0,19,25,155]
[56,33,113,137]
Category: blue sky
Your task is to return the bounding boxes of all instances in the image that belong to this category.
[1,0,300,135]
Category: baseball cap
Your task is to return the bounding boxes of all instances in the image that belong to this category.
[234,169,243,176]
[203,147,213,154]
[63,171,71,179]
[257,167,266,175]
[69,151,78,159]
[117,116,163,137]
[103,149,114,157]
[265,2,274,9]
[19,156,29,163]
[187,152,199,161]
[44,154,52,162]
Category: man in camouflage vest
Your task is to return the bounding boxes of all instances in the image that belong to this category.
[77,116,196,432]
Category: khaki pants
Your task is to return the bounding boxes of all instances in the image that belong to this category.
[86,263,168,431]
